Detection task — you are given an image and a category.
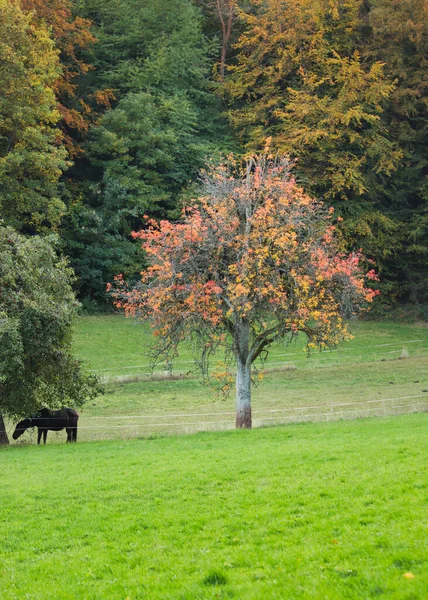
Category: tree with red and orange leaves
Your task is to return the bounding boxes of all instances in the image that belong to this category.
[110,156,378,429]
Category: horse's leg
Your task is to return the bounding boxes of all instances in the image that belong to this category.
[74,425,77,443]
[66,428,71,443]
[37,429,42,445]
[43,430,47,445]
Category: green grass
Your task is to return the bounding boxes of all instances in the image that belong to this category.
[72,315,428,377]
[53,315,428,441]
[4,315,427,443]
[1,414,427,599]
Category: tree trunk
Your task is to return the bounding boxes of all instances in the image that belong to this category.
[216,0,234,80]
[235,320,252,428]
[0,413,9,445]
[235,357,252,428]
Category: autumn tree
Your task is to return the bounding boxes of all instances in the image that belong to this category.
[111,157,377,428]
[223,0,401,201]
[221,0,401,294]
[0,225,100,444]
[19,0,98,157]
[0,0,68,234]
[223,0,428,306]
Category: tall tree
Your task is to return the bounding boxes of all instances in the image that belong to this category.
[0,0,68,234]
[0,225,100,444]
[223,0,428,305]
[20,0,99,157]
[363,0,428,304]
[63,0,227,304]
[110,157,377,428]
[197,0,239,79]
[224,0,400,196]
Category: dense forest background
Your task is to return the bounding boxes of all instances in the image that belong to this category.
[1,0,427,314]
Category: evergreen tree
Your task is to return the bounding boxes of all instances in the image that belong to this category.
[63,0,227,304]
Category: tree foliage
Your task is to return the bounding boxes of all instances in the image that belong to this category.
[111,157,377,428]
[364,0,428,303]
[0,0,425,311]
[61,0,228,304]
[222,0,428,304]
[0,225,100,443]
[0,0,68,234]
[20,0,99,157]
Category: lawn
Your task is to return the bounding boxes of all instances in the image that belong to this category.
[1,414,427,599]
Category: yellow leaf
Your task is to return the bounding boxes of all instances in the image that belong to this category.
[403,572,415,579]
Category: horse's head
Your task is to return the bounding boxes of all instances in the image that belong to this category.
[12,418,33,440]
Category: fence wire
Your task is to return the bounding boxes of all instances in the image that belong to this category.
[9,393,425,444]
[91,339,428,381]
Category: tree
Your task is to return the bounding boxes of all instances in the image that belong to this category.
[20,0,99,157]
[362,0,428,304]
[62,0,228,304]
[0,0,68,234]
[0,225,100,444]
[223,0,428,306]
[110,157,377,428]
[223,0,401,197]
[197,0,239,79]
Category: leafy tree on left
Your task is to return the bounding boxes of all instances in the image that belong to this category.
[0,225,100,445]
[0,0,68,234]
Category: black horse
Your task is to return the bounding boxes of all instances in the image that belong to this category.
[12,407,79,444]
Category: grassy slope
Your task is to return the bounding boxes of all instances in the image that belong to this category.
[59,316,428,441]
[1,414,427,599]
[5,316,427,442]
[72,315,428,376]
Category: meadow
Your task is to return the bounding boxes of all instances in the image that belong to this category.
[3,315,427,443]
[2,316,428,598]
[1,414,427,599]
[66,315,428,441]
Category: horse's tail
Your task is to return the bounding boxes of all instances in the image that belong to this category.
[65,408,79,442]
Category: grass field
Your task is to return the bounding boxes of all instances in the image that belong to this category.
[72,315,428,377]
[71,316,428,441]
[1,414,427,599]
[3,315,427,443]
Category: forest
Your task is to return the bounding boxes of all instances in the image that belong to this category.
[1,0,427,312]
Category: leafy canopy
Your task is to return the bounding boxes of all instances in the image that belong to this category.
[0,225,100,419]
[111,157,378,390]
[20,0,99,157]
[0,0,68,234]
[63,0,227,304]
[222,0,428,305]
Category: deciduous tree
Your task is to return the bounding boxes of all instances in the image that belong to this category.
[63,0,227,304]
[223,0,428,306]
[0,225,100,444]
[197,0,239,79]
[111,157,377,428]
[0,0,68,234]
[224,0,401,201]
[20,0,99,157]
